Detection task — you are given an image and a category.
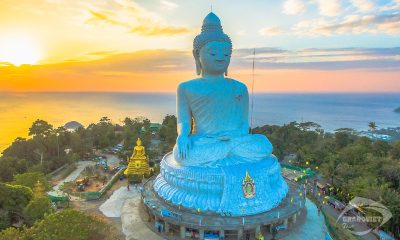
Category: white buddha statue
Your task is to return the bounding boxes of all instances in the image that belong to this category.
[154,13,288,216]
[173,12,273,167]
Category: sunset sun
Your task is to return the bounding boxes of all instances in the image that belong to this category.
[0,34,42,66]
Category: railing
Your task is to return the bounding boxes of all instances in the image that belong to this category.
[142,176,306,230]
[47,164,69,177]
[281,164,316,181]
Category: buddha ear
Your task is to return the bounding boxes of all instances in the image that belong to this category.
[193,50,201,76]
[195,58,202,76]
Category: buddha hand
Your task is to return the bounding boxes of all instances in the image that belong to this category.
[177,135,192,160]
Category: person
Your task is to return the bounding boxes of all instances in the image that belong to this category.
[173,12,273,167]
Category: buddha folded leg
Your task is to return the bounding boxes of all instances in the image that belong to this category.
[173,133,273,167]
[230,134,273,160]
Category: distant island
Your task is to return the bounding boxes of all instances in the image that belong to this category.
[64,121,83,130]
[395,107,400,113]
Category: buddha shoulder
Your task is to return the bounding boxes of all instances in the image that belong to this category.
[177,78,248,95]
[177,78,205,93]
[226,78,248,93]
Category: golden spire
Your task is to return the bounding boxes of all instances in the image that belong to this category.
[33,180,45,198]
[244,170,252,182]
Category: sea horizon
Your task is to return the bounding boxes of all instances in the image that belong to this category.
[2,91,400,94]
[1,92,399,153]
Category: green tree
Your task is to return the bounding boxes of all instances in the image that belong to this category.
[372,140,392,157]
[28,120,53,137]
[122,116,151,151]
[381,189,400,237]
[2,138,36,164]
[0,183,33,214]
[2,126,70,172]
[159,115,177,152]
[30,209,121,240]
[0,183,32,230]
[23,196,52,225]
[69,132,92,158]
[368,121,377,131]
[0,157,27,182]
[378,157,400,190]
[334,131,352,149]
[23,181,53,225]
[0,210,10,232]
[1,209,122,240]
[12,172,50,191]
[320,154,340,185]
[0,227,28,240]
[298,121,321,131]
[390,141,400,160]
[87,117,118,149]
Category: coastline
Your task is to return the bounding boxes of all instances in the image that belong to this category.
[1,92,400,154]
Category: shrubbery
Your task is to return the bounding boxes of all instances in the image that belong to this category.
[0,209,122,240]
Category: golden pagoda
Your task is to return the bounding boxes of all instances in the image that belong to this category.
[124,138,150,177]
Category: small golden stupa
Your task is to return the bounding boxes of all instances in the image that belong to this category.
[124,138,150,177]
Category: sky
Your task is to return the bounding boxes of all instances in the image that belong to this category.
[0,0,399,92]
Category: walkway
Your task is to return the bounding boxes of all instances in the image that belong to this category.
[121,198,163,240]
[120,195,327,240]
[99,186,140,218]
[277,199,327,239]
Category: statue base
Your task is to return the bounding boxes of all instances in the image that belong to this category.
[153,152,288,216]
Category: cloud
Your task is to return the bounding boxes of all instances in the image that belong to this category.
[293,12,400,36]
[236,30,247,36]
[161,0,178,10]
[2,47,396,73]
[283,0,306,15]
[259,26,283,36]
[234,48,288,58]
[314,0,341,16]
[350,0,374,12]
[76,49,193,73]
[1,47,400,93]
[87,10,130,28]
[86,0,191,36]
[129,25,191,36]
[86,51,118,57]
[0,62,13,67]
[231,47,400,70]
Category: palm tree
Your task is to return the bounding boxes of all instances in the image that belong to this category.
[368,122,377,131]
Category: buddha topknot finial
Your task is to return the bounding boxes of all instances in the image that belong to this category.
[193,12,232,75]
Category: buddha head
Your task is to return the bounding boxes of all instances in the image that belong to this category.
[193,12,232,76]
[136,138,142,147]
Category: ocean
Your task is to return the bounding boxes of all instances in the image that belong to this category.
[1,92,399,152]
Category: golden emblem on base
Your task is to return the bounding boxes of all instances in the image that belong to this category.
[242,170,256,199]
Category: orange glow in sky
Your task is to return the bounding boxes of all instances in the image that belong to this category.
[0,0,399,92]
[0,33,42,66]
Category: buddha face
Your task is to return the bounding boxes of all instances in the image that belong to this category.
[199,41,231,76]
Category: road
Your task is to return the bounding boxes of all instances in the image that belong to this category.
[321,203,378,240]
